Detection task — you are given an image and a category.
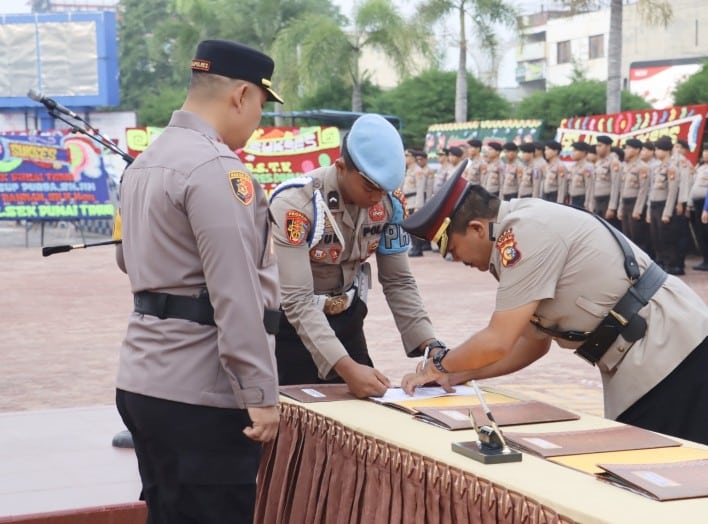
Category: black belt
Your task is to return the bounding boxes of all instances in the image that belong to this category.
[134,291,280,335]
[531,209,667,365]
[621,197,637,204]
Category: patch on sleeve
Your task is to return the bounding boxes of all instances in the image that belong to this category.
[285,210,311,245]
[496,228,522,268]
[391,189,408,217]
[229,171,254,205]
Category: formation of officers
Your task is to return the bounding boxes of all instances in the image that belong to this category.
[403,136,708,273]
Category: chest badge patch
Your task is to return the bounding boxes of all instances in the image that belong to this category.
[369,204,385,222]
[310,248,327,261]
[496,229,522,268]
[285,210,310,245]
[329,247,342,262]
[229,171,253,205]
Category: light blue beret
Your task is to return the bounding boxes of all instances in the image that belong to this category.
[346,114,405,192]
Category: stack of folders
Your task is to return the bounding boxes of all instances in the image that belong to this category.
[279,384,357,403]
[505,424,708,501]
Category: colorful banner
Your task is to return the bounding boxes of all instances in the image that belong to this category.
[555,105,708,164]
[125,126,341,195]
[0,132,114,221]
[424,119,544,160]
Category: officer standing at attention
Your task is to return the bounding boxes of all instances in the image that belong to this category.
[611,139,650,251]
[542,140,565,203]
[532,141,547,195]
[562,141,593,208]
[588,135,619,217]
[463,138,484,184]
[114,40,282,523]
[517,142,537,198]
[500,142,522,201]
[689,146,708,271]
[482,142,503,197]
[432,148,451,195]
[401,166,708,444]
[645,139,679,270]
[269,114,444,397]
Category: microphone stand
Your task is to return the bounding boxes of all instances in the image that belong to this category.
[39,108,133,256]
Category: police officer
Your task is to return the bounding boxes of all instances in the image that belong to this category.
[432,148,451,195]
[612,139,650,252]
[400,165,708,444]
[542,140,565,203]
[463,139,484,184]
[532,141,547,195]
[402,148,425,256]
[589,135,620,218]
[115,40,282,523]
[562,141,593,208]
[517,142,537,198]
[269,114,444,397]
[689,146,708,270]
[500,142,522,201]
[646,139,679,270]
[482,142,503,197]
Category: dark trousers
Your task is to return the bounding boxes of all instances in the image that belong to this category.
[276,297,372,385]
[543,191,558,203]
[617,337,708,445]
[692,198,708,263]
[649,201,668,266]
[116,390,261,524]
[570,195,585,208]
[594,195,610,218]
[503,193,516,201]
[621,198,651,254]
[675,212,691,269]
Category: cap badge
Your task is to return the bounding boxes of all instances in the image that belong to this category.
[229,171,253,205]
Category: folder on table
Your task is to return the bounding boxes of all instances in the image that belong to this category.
[503,424,681,458]
[279,384,357,403]
[413,400,580,430]
[597,459,708,501]
[369,386,517,415]
[551,446,708,475]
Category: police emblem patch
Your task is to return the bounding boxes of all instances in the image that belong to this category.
[369,204,385,222]
[391,189,408,218]
[229,171,254,205]
[285,210,310,245]
[496,229,522,268]
[310,248,327,261]
[329,247,342,262]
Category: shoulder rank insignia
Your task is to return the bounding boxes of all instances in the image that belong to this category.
[496,228,522,268]
[285,209,310,245]
[229,171,254,205]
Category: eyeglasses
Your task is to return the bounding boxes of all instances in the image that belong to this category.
[358,170,384,192]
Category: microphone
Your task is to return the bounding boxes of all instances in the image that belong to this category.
[27,89,79,119]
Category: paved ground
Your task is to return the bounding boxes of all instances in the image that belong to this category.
[2,220,707,419]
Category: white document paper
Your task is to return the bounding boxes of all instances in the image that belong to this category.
[369,385,478,403]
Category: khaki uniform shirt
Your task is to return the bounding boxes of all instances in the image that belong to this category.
[517,160,535,198]
[488,199,708,418]
[116,111,279,409]
[402,164,426,210]
[590,154,620,204]
[501,159,523,197]
[614,159,649,215]
[269,166,435,379]
[675,154,694,205]
[543,158,565,198]
[690,164,708,202]
[532,157,546,198]
[647,160,679,219]
[563,158,593,200]
[463,156,484,185]
[482,158,503,194]
[433,163,452,195]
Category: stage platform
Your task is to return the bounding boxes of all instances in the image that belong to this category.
[0,406,145,523]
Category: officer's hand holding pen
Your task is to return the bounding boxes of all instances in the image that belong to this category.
[335,356,390,398]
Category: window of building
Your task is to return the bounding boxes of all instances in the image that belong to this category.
[557,40,571,64]
[589,34,604,59]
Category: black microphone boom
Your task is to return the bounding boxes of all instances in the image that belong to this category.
[27,88,79,119]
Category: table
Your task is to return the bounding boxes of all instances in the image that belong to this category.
[255,395,708,524]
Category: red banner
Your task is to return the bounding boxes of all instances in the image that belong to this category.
[125,125,341,194]
[555,105,708,164]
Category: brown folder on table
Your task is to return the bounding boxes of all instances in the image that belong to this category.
[372,391,518,415]
[597,459,708,501]
[279,384,357,403]
[413,400,580,430]
[503,424,681,458]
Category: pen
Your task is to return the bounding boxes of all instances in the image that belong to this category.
[422,345,430,370]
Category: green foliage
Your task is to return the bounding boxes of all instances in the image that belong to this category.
[134,86,187,127]
[673,63,708,106]
[299,79,383,112]
[516,81,651,134]
[368,70,511,147]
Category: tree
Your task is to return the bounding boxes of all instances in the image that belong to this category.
[673,63,708,106]
[416,0,518,123]
[299,78,383,113]
[561,0,672,114]
[272,0,435,112]
[368,69,511,147]
[516,80,650,136]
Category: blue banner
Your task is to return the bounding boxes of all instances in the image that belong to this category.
[0,132,114,221]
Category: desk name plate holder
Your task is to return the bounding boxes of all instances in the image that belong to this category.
[451,381,522,464]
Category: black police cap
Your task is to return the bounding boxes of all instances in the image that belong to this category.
[487,142,502,152]
[677,138,690,150]
[502,142,518,151]
[447,146,464,157]
[624,138,644,149]
[588,144,597,154]
[596,135,613,145]
[533,141,544,151]
[545,140,562,152]
[191,40,283,103]
[467,138,483,148]
[519,143,535,153]
[655,140,673,151]
[572,141,588,152]
[643,141,655,151]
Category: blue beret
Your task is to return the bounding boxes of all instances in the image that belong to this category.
[192,40,283,103]
[346,114,405,192]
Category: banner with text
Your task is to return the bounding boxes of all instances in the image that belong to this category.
[555,105,708,164]
[424,119,544,160]
[0,132,114,221]
[125,126,341,195]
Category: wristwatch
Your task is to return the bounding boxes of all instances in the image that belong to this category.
[425,340,447,355]
[432,347,450,373]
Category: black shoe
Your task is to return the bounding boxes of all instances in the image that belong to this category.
[112,429,135,448]
[692,262,708,271]
[666,266,685,276]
